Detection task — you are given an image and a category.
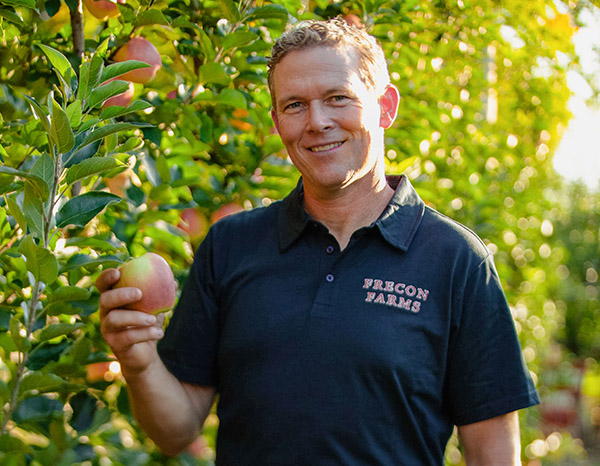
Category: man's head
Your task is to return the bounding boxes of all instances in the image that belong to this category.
[267,18,391,112]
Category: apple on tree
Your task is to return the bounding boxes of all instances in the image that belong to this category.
[114,253,177,314]
[102,79,135,109]
[113,37,162,84]
[211,203,244,224]
[83,0,124,20]
[178,208,208,240]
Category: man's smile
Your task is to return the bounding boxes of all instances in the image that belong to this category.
[308,141,344,152]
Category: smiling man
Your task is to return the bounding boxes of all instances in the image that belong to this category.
[96,18,540,465]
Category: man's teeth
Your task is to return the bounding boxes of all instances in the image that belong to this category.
[310,142,342,152]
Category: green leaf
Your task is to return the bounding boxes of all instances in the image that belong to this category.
[100,61,151,83]
[19,372,67,396]
[23,182,45,238]
[0,379,9,403]
[5,194,27,233]
[99,100,153,120]
[1,0,35,8]
[77,122,153,151]
[55,67,74,102]
[87,53,105,96]
[77,118,101,134]
[44,302,76,316]
[65,157,124,185]
[10,316,31,353]
[66,100,82,128]
[244,3,289,21]
[36,322,84,343]
[134,8,169,26]
[0,165,27,178]
[30,153,55,198]
[50,98,75,154]
[86,80,131,110]
[49,286,91,302]
[197,62,230,86]
[77,59,90,102]
[13,396,63,424]
[63,253,122,271]
[218,88,247,108]
[105,131,118,153]
[56,191,122,228]
[219,0,240,22]
[0,433,33,454]
[63,131,102,168]
[0,166,49,196]
[221,31,258,52]
[22,95,51,135]
[18,235,59,284]
[0,7,25,25]
[196,28,215,61]
[37,44,75,82]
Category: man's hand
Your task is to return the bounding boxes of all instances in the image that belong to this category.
[96,268,166,377]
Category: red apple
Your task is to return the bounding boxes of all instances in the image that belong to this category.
[86,361,111,382]
[102,80,134,109]
[114,253,177,314]
[113,37,162,84]
[104,168,131,197]
[342,13,363,28]
[211,203,244,224]
[178,208,208,240]
[83,0,119,20]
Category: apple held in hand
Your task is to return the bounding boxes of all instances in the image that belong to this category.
[115,253,177,314]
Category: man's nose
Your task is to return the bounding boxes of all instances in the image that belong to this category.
[307,103,333,132]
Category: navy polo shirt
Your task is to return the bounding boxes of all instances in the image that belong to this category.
[158,175,540,465]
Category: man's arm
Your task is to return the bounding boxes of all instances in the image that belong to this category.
[97,268,215,456]
[457,411,521,466]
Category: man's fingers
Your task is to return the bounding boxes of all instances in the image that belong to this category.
[95,268,120,293]
[101,309,156,332]
[104,327,164,356]
[99,287,142,316]
[103,326,164,353]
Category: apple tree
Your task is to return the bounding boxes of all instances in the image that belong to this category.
[1,0,599,464]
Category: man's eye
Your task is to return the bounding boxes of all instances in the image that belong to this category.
[286,102,302,110]
[331,95,349,103]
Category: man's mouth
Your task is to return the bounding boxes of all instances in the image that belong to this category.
[308,141,344,153]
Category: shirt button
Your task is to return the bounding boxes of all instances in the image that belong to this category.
[326,245,335,254]
[326,274,334,282]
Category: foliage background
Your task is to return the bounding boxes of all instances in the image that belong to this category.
[0,0,599,464]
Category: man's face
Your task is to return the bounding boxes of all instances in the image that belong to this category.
[271,46,396,194]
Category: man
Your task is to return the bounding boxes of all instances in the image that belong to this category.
[97,18,540,465]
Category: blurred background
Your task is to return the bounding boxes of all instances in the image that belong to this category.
[0,0,599,464]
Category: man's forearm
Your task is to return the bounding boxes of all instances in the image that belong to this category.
[124,359,214,456]
[458,412,521,466]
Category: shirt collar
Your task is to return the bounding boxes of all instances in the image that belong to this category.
[277,175,425,252]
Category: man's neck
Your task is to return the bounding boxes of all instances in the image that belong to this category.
[303,175,394,250]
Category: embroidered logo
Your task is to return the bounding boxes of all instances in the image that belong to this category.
[363,278,430,313]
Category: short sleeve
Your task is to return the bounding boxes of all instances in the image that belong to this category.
[157,230,221,387]
[446,254,540,425]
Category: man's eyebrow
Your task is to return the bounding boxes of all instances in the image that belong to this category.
[278,86,354,105]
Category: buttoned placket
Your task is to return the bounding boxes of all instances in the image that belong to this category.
[310,229,342,318]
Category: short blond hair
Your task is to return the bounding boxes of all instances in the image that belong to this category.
[267,18,390,111]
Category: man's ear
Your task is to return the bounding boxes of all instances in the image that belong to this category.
[379,84,400,129]
[271,109,280,134]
